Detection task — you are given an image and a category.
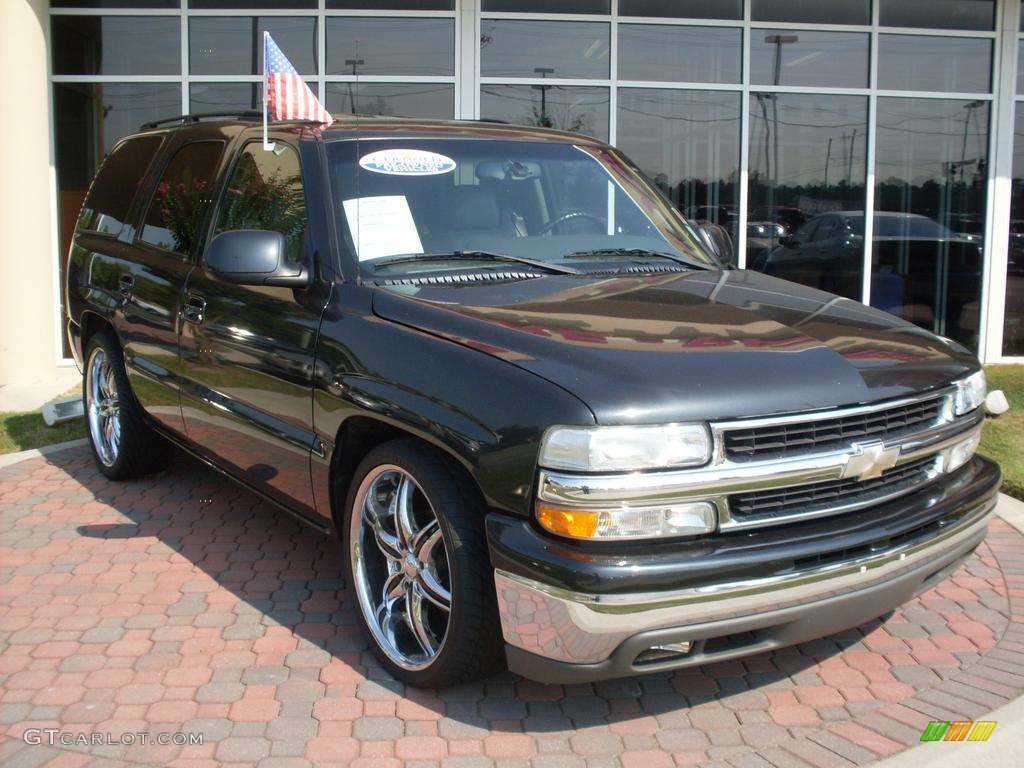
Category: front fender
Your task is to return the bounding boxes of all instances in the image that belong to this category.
[311,285,595,520]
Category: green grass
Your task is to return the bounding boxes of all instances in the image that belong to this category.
[980,365,1024,501]
[0,407,85,455]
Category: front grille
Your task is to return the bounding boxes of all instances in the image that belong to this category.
[723,396,944,461]
[729,455,938,523]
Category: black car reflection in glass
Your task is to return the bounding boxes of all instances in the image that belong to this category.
[757,211,983,346]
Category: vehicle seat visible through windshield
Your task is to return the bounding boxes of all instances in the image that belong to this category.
[448,185,520,241]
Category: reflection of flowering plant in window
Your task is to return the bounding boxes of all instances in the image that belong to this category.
[157,178,211,254]
[218,169,306,262]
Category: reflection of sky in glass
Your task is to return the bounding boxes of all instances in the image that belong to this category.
[748,94,867,187]
[480,85,609,141]
[619,0,741,19]
[326,19,454,77]
[190,83,261,113]
[618,25,740,84]
[480,21,609,79]
[875,98,989,186]
[878,36,991,93]
[616,89,740,217]
[325,83,454,119]
[880,0,994,31]
[94,83,182,154]
[752,0,869,24]
[52,16,180,76]
[750,30,868,88]
[189,17,317,75]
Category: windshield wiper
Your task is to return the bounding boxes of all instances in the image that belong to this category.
[562,248,711,271]
[370,250,581,275]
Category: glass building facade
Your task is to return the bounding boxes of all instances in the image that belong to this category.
[46,0,1024,360]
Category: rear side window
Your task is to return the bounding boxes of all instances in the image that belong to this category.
[78,136,161,236]
[140,141,224,258]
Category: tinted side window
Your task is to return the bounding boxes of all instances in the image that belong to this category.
[215,143,308,265]
[78,136,162,236]
[140,141,224,257]
[813,218,839,241]
[792,219,817,244]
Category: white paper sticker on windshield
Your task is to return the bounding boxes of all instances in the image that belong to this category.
[342,195,424,262]
[359,149,456,176]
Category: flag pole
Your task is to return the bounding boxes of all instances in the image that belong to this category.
[262,31,275,152]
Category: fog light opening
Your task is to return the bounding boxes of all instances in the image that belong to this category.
[635,641,693,666]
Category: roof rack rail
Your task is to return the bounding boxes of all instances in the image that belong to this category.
[469,117,510,124]
[139,111,263,130]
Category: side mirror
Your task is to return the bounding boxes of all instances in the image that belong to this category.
[206,230,309,288]
[694,221,736,269]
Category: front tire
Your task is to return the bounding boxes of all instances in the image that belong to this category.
[343,439,503,687]
[83,329,173,480]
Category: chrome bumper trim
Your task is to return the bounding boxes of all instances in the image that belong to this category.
[494,498,993,664]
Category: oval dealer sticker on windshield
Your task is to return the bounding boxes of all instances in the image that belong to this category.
[359,149,456,176]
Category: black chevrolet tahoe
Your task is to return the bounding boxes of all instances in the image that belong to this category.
[65,114,1001,688]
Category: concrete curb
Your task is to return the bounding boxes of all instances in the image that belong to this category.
[0,438,88,469]
[996,492,1024,535]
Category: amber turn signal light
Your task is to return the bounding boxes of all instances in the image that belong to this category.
[536,503,600,539]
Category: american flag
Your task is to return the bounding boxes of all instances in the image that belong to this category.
[264,33,333,126]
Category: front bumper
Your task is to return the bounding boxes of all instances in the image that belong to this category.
[487,455,1000,683]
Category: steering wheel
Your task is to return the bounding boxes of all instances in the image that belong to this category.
[537,210,606,235]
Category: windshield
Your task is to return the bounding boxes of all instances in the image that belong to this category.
[326,138,716,275]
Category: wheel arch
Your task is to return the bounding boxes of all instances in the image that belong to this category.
[327,415,486,539]
[80,310,118,354]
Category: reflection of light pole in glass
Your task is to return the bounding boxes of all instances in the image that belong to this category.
[764,34,797,217]
[825,136,832,187]
[345,47,364,114]
[847,128,857,183]
[532,67,554,128]
[755,93,772,183]
[960,99,985,185]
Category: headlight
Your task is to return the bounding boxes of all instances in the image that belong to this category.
[539,423,711,472]
[954,370,987,416]
[536,500,718,540]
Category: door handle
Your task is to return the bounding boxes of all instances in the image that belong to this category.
[183,293,207,324]
[118,274,134,298]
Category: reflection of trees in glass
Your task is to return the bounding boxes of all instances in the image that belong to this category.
[481,85,605,139]
[875,98,989,229]
[218,153,307,263]
[616,89,741,228]
[157,178,211,254]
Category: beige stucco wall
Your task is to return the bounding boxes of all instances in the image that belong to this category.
[0,0,61,390]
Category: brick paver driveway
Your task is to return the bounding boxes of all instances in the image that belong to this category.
[1,445,1023,768]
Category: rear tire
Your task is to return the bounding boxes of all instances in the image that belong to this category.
[342,438,503,687]
[83,329,173,480]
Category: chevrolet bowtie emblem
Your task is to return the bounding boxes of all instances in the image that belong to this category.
[842,441,901,481]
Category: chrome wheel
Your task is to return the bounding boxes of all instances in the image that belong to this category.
[86,347,121,467]
[350,465,452,671]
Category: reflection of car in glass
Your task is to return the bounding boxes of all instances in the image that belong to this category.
[746,221,787,263]
[690,204,738,229]
[750,205,806,235]
[66,116,998,688]
[759,211,983,345]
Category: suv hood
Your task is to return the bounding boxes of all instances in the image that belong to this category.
[371,269,978,424]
